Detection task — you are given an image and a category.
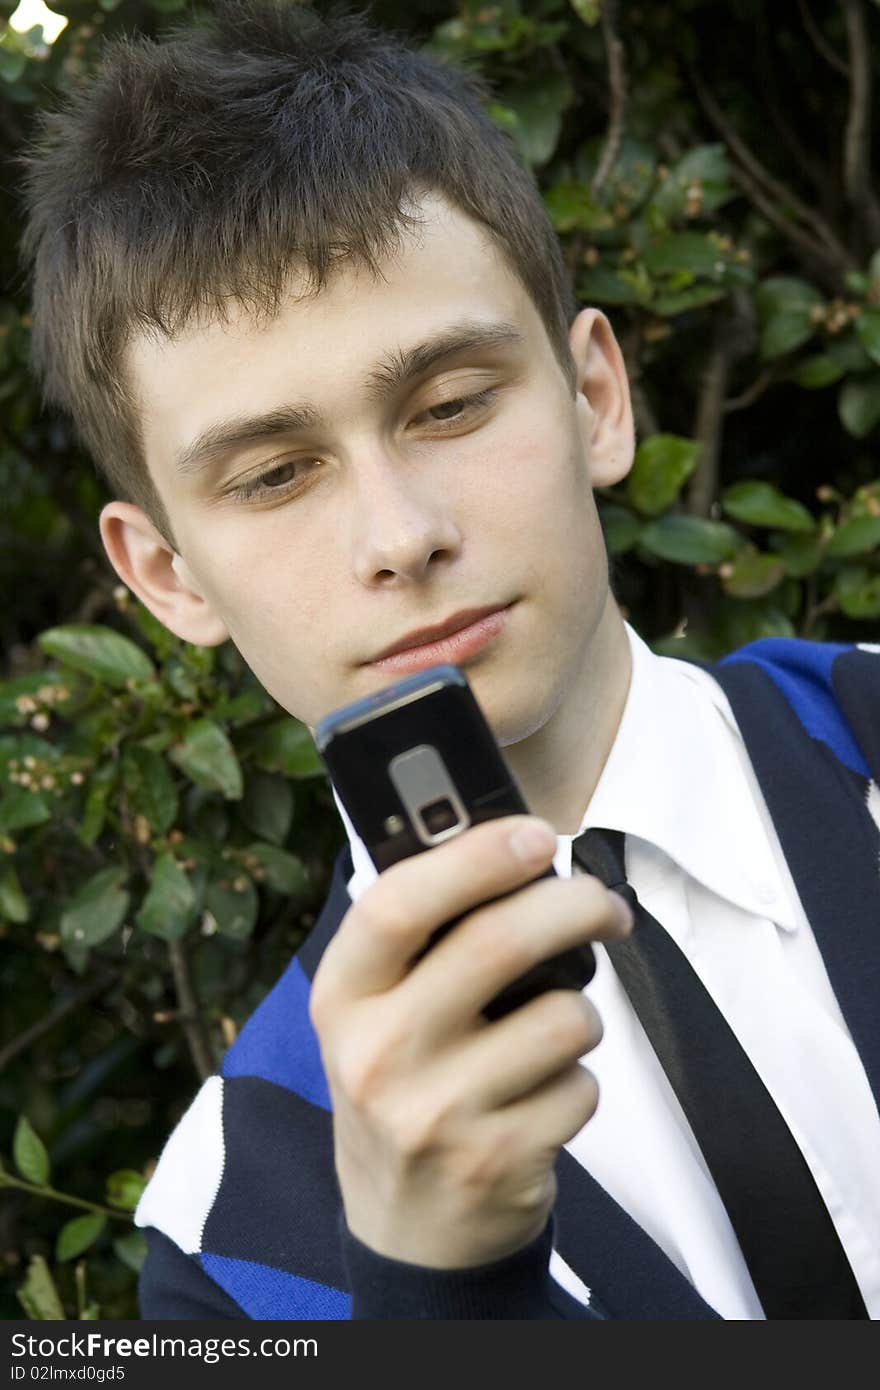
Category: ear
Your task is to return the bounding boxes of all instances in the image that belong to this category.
[99,501,230,647]
[569,307,635,488]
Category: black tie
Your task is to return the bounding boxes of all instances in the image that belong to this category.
[571,825,868,1320]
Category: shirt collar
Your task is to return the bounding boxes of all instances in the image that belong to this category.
[334,623,798,931]
[561,623,798,930]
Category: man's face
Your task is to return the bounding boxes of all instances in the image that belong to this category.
[117,196,630,746]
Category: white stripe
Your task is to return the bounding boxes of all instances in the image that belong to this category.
[867,781,880,840]
[549,1247,592,1308]
[134,1075,225,1254]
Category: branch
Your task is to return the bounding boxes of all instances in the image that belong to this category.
[620,322,659,440]
[0,1171,129,1222]
[841,0,880,246]
[797,0,850,76]
[591,1,628,196]
[687,352,729,519]
[0,970,116,1074]
[117,783,215,1081]
[724,370,775,414]
[689,67,854,281]
[167,939,216,1082]
[756,15,834,200]
[688,296,757,517]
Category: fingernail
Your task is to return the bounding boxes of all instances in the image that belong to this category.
[509,819,557,864]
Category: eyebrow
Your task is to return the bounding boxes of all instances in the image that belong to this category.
[174,320,525,479]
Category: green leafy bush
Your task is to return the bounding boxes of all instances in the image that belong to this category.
[2,0,878,1317]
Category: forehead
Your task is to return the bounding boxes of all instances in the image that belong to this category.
[125,197,549,481]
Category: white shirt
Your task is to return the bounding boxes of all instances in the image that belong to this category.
[333,622,880,1319]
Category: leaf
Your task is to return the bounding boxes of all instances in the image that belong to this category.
[650,144,735,221]
[123,745,179,834]
[856,310,880,365]
[60,867,130,949]
[0,671,64,726]
[241,718,324,779]
[756,277,824,361]
[599,503,643,554]
[214,687,275,727]
[760,312,819,360]
[0,785,51,836]
[37,625,154,688]
[244,843,310,895]
[788,354,846,389]
[756,276,825,316]
[627,435,700,516]
[113,1230,147,1273]
[0,864,29,923]
[825,516,880,557]
[543,180,614,233]
[834,566,880,618]
[56,1213,106,1262]
[839,376,880,438]
[639,515,742,565]
[652,285,727,317]
[827,332,873,374]
[16,1255,65,1320]
[106,1169,147,1211]
[718,600,796,649]
[721,481,815,532]
[578,264,646,306]
[498,74,572,167]
[239,769,294,845]
[169,719,243,799]
[777,533,824,578]
[135,854,196,940]
[643,233,725,279]
[13,1115,50,1185]
[569,0,601,24]
[205,872,259,941]
[720,546,786,598]
[573,136,657,216]
[78,763,117,847]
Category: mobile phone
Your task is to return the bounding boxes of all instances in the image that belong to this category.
[314,664,595,1021]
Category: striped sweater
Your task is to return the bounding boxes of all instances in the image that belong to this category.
[134,637,880,1319]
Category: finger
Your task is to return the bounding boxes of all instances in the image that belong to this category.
[396,872,629,1035]
[498,1060,600,1153]
[453,989,604,1111]
[314,815,559,1004]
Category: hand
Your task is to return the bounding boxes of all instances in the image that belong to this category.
[309,815,632,1270]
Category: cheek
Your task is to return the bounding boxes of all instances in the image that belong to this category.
[478,415,596,557]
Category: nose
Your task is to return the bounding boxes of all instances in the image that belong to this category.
[349,456,463,587]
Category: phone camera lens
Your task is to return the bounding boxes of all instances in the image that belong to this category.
[421,797,459,835]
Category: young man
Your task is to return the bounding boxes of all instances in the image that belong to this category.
[21,2,880,1320]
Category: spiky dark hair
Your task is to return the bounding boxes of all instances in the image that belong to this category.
[20,0,577,547]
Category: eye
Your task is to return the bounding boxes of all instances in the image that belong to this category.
[229,457,316,503]
[418,388,497,426]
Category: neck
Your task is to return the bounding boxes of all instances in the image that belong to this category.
[503,594,632,835]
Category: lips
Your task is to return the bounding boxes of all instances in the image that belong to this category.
[370,605,512,661]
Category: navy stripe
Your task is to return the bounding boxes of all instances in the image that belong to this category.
[720,638,868,777]
[554,1150,721,1319]
[202,1076,347,1294]
[712,655,880,1112]
[297,847,353,982]
[831,647,880,786]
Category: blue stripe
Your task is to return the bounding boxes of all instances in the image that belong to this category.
[221,957,331,1111]
[200,1252,350,1320]
[719,638,868,777]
